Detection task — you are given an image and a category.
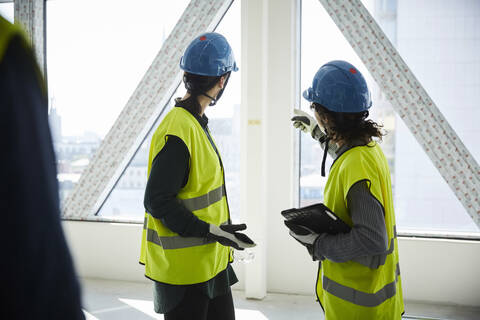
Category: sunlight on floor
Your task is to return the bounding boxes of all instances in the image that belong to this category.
[84,298,271,320]
[119,298,163,319]
[81,279,480,320]
[235,309,269,319]
[83,310,99,320]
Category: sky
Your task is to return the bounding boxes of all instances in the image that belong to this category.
[45,0,241,137]
[301,0,377,111]
[0,3,14,22]
[1,0,373,137]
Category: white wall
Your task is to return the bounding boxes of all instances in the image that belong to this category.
[63,221,480,307]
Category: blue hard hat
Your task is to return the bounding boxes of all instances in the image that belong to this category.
[180,32,238,77]
[303,60,371,113]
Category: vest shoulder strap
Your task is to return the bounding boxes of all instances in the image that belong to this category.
[162,107,203,153]
[335,143,384,202]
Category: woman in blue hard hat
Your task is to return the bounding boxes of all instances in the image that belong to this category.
[140,32,255,320]
[290,60,404,319]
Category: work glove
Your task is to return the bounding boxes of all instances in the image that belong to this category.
[291,108,324,141]
[207,223,256,250]
[286,221,324,261]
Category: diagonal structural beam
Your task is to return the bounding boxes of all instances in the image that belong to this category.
[318,0,480,228]
[14,0,46,77]
[63,0,234,219]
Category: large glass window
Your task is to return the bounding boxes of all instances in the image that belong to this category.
[0,2,14,23]
[97,98,175,221]
[205,1,241,223]
[300,0,395,206]
[300,0,479,236]
[98,1,242,222]
[46,0,189,204]
[385,0,480,235]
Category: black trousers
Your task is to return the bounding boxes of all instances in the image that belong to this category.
[164,287,235,320]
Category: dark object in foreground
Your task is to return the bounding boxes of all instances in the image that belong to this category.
[281,203,350,235]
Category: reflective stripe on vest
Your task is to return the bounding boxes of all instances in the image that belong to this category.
[323,263,401,307]
[142,184,226,250]
[146,228,216,249]
[142,216,227,250]
[180,184,226,212]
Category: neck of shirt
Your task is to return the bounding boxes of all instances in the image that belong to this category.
[334,139,370,161]
[174,98,209,128]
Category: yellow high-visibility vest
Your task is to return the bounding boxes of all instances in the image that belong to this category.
[0,15,46,95]
[317,142,404,319]
[139,107,231,285]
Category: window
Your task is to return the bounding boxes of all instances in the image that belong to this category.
[300,0,395,207]
[381,0,480,236]
[98,1,242,222]
[204,0,241,223]
[47,0,189,205]
[97,98,173,220]
[300,0,479,236]
[0,2,13,23]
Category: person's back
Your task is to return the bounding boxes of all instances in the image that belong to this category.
[290,60,404,319]
[0,16,84,319]
[321,142,403,320]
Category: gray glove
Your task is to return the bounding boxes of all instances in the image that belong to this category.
[291,108,337,157]
[207,223,256,250]
[287,223,324,261]
[291,109,319,138]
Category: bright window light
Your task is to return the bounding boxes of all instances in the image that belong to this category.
[47,0,189,208]
[0,3,14,23]
[300,0,480,237]
[97,1,242,222]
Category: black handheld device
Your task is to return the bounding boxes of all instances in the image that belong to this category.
[281,203,350,235]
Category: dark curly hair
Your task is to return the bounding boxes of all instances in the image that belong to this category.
[311,103,385,143]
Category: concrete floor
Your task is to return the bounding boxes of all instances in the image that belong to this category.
[82,279,480,320]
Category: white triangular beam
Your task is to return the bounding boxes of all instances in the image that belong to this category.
[318,0,480,228]
[63,0,234,219]
[14,0,46,76]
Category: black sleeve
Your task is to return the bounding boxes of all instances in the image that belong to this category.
[0,35,85,319]
[144,135,209,237]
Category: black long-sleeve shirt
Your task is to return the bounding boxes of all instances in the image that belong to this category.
[0,33,84,319]
[144,133,209,237]
[144,104,237,314]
